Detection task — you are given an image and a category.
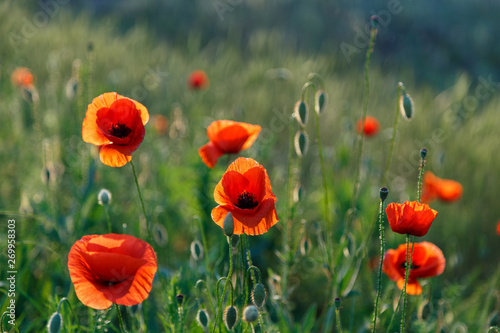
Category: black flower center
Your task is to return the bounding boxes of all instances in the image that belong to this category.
[109,123,132,138]
[236,191,259,209]
[400,262,419,270]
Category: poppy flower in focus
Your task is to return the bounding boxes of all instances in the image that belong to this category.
[199,120,261,168]
[82,92,149,167]
[421,171,463,204]
[11,67,35,88]
[356,116,380,137]
[68,233,157,310]
[386,201,438,237]
[188,70,209,90]
[383,241,445,295]
[212,157,278,235]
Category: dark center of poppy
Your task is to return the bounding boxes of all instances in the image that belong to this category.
[109,123,132,138]
[236,191,259,209]
[400,262,419,270]
[103,279,127,286]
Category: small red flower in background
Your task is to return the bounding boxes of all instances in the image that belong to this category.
[11,67,35,88]
[199,120,261,168]
[383,241,445,295]
[497,220,500,236]
[356,116,380,137]
[188,70,209,90]
[82,92,149,167]
[212,157,278,235]
[151,114,169,136]
[421,171,463,204]
[68,234,157,310]
[386,201,438,237]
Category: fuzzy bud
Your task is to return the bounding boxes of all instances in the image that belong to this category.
[399,93,414,120]
[97,189,112,206]
[176,294,184,306]
[47,312,62,333]
[223,212,234,237]
[223,305,238,330]
[294,100,309,127]
[379,187,389,201]
[190,240,204,261]
[294,130,309,158]
[420,148,428,160]
[196,309,210,329]
[251,283,267,308]
[243,305,259,323]
[315,90,327,115]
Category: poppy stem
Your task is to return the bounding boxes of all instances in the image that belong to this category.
[103,205,112,233]
[382,82,404,186]
[130,160,153,246]
[115,303,126,333]
[400,234,416,333]
[212,236,233,333]
[417,148,427,203]
[372,195,387,333]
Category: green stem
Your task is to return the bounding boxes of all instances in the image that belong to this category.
[177,304,184,333]
[417,152,426,203]
[335,307,343,333]
[115,303,126,333]
[314,106,330,225]
[130,160,153,245]
[212,237,234,333]
[104,205,112,233]
[382,83,403,186]
[400,234,416,333]
[372,199,386,332]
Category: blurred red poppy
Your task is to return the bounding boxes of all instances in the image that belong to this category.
[188,70,209,90]
[82,92,149,167]
[68,234,157,310]
[11,67,35,88]
[151,114,169,136]
[383,241,445,295]
[421,171,463,203]
[386,201,438,237]
[212,157,278,235]
[497,220,500,236]
[199,120,261,168]
[356,116,380,137]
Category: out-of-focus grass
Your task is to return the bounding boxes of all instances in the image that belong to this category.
[0,1,499,332]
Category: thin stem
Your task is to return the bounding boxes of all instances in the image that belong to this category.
[314,105,330,225]
[104,205,112,233]
[335,307,343,333]
[382,83,403,186]
[400,234,411,332]
[212,237,233,333]
[130,160,153,245]
[372,199,386,332]
[177,304,184,333]
[115,303,126,333]
[417,153,426,203]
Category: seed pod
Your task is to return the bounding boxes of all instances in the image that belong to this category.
[243,305,259,323]
[223,212,234,237]
[399,93,414,120]
[47,312,62,333]
[190,240,204,261]
[315,90,327,115]
[379,187,389,201]
[223,305,238,330]
[251,283,267,307]
[97,189,112,206]
[294,130,309,158]
[196,308,210,329]
[294,100,308,127]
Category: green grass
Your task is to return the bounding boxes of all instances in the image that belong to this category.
[1,2,499,332]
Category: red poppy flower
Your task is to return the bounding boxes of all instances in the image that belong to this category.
[68,234,157,310]
[356,116,380,137]
[82,92,149,167]
[198,120,261,168]
[386,201,438,237]
[497,220,500,236]
[11,67,35,88]
[212,157,278,235]
[151,114,169,136]
[188,70,209,90]
[421,171,462,203]
[383,241,445,295]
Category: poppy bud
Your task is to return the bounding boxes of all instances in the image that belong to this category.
[379,187,389,201]
[334,297,342,309]
[251,283,267,308]
[294,130,309,158]
[370,15,380,29]
[399,93,414,120]
[97,189,112,206]
[293,183,304,203]
[223,212,234,237]
[300,236,312,256]
[47,311,62,333]
[294,100,308,127]
[420,148,428,160]
[176,294,184,306]
[196,308,210,329]
[190,240,204,261]
[231,234,240,248]
[243,305,259,323]
[223,305,238,330]
[315,90,327,115]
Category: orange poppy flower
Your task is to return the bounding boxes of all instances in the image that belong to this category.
[11,67,35,88]
[68,233,157,310]
[421,171,462,203]
[151,114,169,136]
[198,120,261,168]
[383,241,445,295]
[188,70,209,90]
[82,92,149,167]
[386,201,438,237]
[356,116,380,137]
[212,157,278,235]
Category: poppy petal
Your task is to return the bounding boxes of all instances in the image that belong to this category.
[199,142,224,168]
[221,170,250,206]
[99,145,132,167]
[243,167,267,203]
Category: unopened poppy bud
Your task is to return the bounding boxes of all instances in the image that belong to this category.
[334,297,342,309]
[294,100,308,127]
[294,130,309,158]
[300,237,312,256]
[315,90,327,115]
[97,189,112,206]
[251,283,267,307]
[420,148,427,160]
[223,305,238,330]
[379,187,389,201]
[223,212,234,237]
[231,234,240,248]
[293,183,303,203]
[370,15,380,29]
[399,93,414,120]
[196,308,210,328]
[176,294,184,306]
[243,305,259,323]
[47,311,62,333]
[190,240,204,261]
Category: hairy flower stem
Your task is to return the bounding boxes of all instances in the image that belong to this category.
[213,237,233,333]
[115,304,126,333]
[382,83,403,186]
[335,307,343,333]
[400,234,415,332]
[104,206,112,233]
[372,199,386,332]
